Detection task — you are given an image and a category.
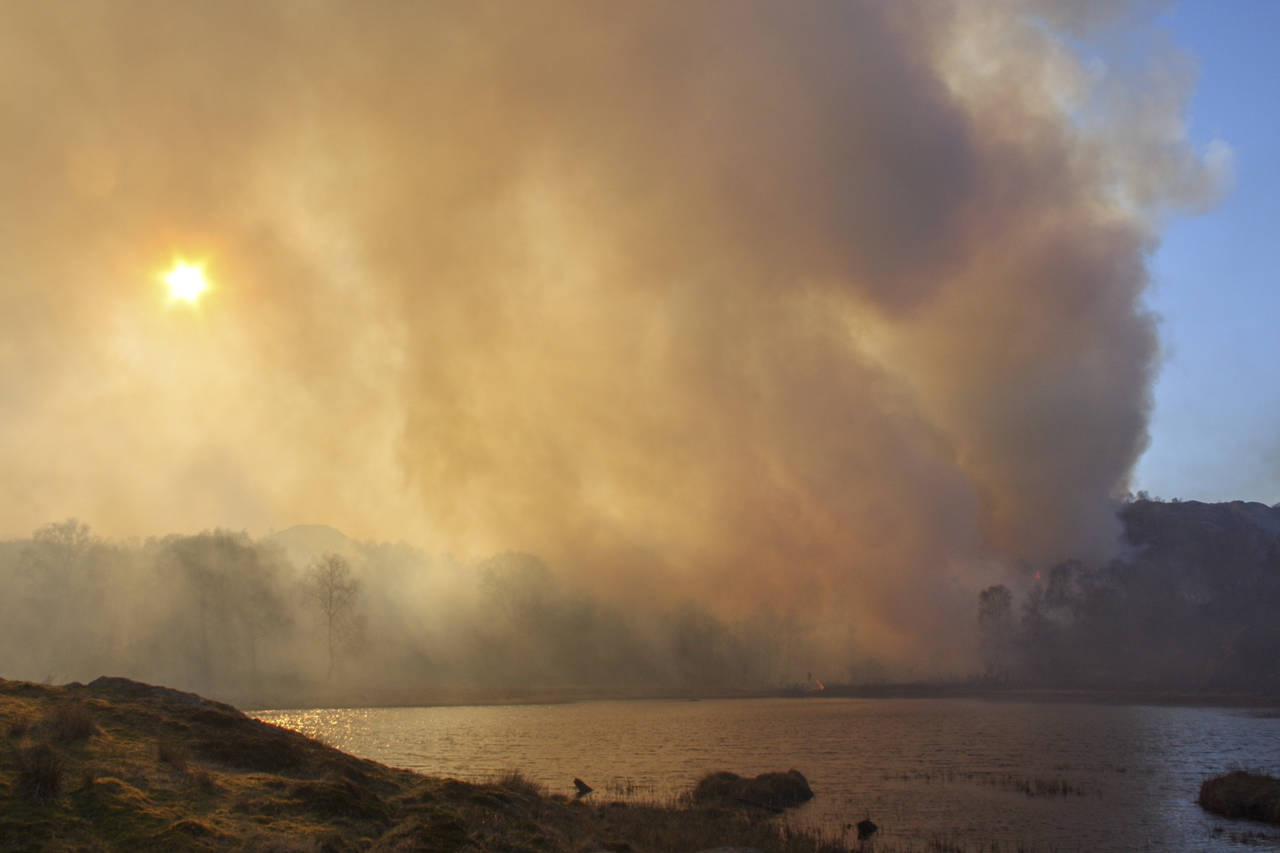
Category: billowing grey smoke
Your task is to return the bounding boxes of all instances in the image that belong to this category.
[0,1,1226,675]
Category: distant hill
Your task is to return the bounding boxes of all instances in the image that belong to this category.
[266,524,354,568]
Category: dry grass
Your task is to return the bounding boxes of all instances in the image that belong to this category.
[602,775,659,799]
[78,763,103,791]
[157,739,189,771]
[190,768,220,793]
[6,714,33,739]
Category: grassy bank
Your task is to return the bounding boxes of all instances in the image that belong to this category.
[0,677,851,852]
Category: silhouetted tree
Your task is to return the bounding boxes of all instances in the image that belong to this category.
[16,520,104,679]
[478,551,553,622]
[305,553,359,679]
[161,530,284,687]
[976,584,1014,682]
[28,519,94,582]
[224,544,289,685]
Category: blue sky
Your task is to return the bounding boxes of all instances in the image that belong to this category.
[1133,0,1280,504]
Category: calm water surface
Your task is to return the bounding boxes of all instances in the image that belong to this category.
[255,698,1280,851]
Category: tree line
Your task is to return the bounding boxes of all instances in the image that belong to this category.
[0,521,820,704]
[976,499,1280,692]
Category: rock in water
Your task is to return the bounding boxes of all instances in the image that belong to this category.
[856,818,878,840]
[574,777,594,796]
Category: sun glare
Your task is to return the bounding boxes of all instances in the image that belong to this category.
[163,260,209,304]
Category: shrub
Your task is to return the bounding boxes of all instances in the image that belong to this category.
[190,769,219,793]
[7,715,33,739]
[158,740,190,771]
[79,764,102,790]
[14,744,64,802]
[1199,771,1280,824]
[45,702,96,743]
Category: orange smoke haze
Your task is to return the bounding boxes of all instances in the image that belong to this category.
[0,1,1226,673]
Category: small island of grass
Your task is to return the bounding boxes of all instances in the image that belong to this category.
[1,676,849,852]
[1199,770,1280,825]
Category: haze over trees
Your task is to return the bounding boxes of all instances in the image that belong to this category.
[0,499,1276,705]
[0,1,1233,688]
[304,554,360,679]
[0,522,819,705]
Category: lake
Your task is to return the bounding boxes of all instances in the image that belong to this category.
[254,697,1280,851]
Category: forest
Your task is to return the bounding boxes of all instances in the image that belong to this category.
[978,499,1280,692]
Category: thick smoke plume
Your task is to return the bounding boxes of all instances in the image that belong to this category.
[0,1,1226,675]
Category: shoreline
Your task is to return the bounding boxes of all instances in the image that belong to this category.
[0,676,851,852]
[233,681,1280,713]
[6,675,1275,851]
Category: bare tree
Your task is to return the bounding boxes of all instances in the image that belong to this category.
[19,520,100,677]
[305,553,359,680]
[162,530,286,688]
[26,518,94,588]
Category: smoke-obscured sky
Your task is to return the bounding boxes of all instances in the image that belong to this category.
[0,1,1254,665]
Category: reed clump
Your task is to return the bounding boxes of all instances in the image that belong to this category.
[14,743,64,802]
[494,769,544,797]
[44,702,96,743]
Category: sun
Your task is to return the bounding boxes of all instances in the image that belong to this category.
[163,259,209,304]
